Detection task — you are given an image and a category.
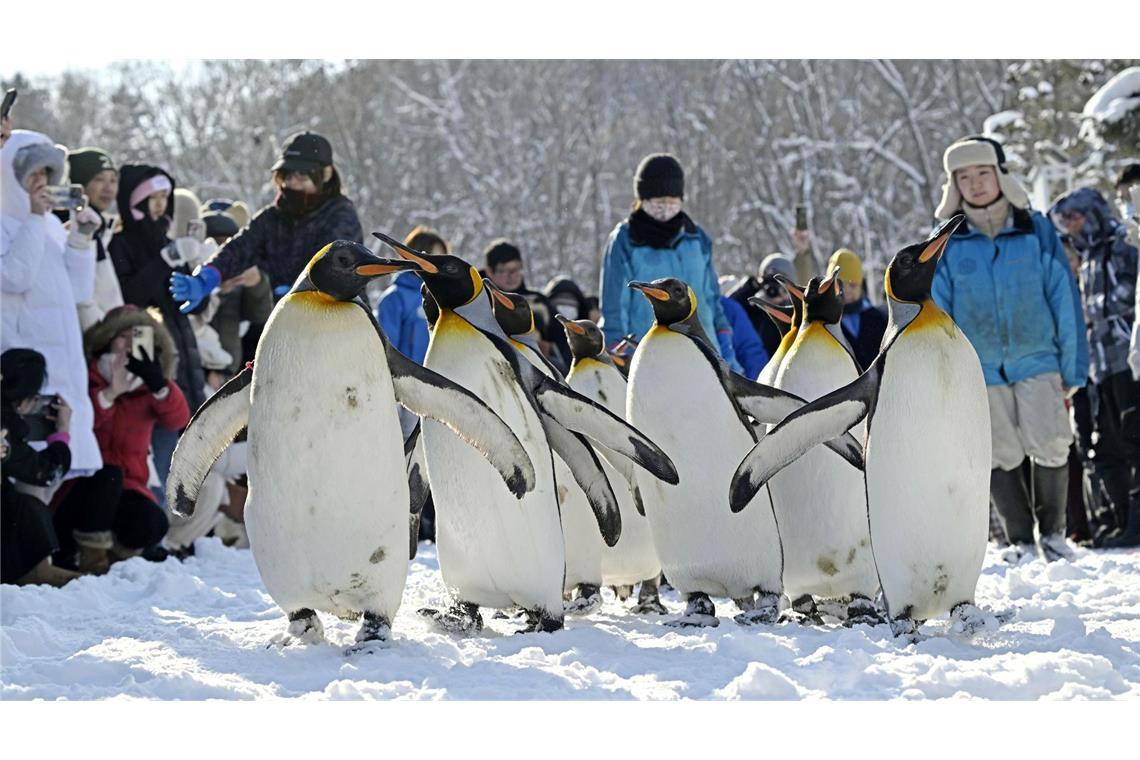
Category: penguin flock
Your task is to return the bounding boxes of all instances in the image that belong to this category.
[167,213,995,651]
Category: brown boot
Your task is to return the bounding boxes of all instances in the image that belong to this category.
[17,558,82,588]
[109,538,142,564]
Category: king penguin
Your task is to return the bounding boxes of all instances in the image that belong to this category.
[559,314,666,615]
[766,267,880,624]
[626,277,864,626]
[374,233,678,634]
[752,279,804,386]
[166,241,536,650]
[730,216,991,637]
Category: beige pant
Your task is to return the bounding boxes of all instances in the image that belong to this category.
[987,372,1073,470]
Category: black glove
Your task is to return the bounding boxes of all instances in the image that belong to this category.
[126,348,166,394]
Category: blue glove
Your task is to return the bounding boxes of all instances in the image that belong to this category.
[170,265,221,314]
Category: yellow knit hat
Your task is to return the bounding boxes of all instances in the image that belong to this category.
[827,248,863,284]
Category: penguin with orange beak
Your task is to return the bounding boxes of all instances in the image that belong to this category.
[166,241,536,651]
[626,277,864,627]
[730,216,993,638]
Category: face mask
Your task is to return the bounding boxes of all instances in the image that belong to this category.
[642,199,682,222]
[554,302,579,320]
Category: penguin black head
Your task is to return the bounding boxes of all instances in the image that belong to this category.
[373,231,481,309]
[803,267,844,325]
[747,295,794,337]
[304,241,423,301]
[421,283,440,328]
[556,314,606,360]
[885,215,965,303]
[628,277,696,327]
[486,282,535,337]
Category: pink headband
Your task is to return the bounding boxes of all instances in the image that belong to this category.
[129,175,173,220]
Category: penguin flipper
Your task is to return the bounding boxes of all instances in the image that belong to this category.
[387,345,537,498]
[729,370,877,513]
[533,375,680,485]
[540,415,622,547]
[166,365,253,517]
[729,371,864,468]
[404,420,429,560]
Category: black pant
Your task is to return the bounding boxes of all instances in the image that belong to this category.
[53,466,170,556]
[1091,372,1140,524]
[1,485,59,583]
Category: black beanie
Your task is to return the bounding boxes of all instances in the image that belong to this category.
[67,148,116,188]
[1,348,47,403]
[634,153,684,200]
[484,239,523,271]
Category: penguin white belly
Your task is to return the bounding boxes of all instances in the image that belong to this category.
[511,344,602,592]
[423,314,564,614]
[568,360,660,587]
[771,328,877,599]
[628,328,782,598]
[245,294,408,621]
[866,319,990,621]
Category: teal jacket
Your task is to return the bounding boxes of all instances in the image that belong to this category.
[598,219,738,369]
[931,208,1089,389]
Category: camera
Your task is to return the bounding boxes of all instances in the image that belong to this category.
[22,394,60,442]
[761,278,783,299]
[45,184,85,212]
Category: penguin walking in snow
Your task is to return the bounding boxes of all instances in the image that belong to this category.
[766,268,880,625]
[487,287,617,614]
[730,216,992,638]
[375,233,678,634]
[166,241,537,651]
[559,315,666,615]
[626,277,864,627]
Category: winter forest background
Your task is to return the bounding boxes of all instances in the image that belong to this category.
[4,59,1139,296]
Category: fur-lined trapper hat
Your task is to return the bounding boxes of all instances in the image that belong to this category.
[83,305,178,379]
[935,135,1030,220]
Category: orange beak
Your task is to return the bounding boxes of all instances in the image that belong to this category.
[918,215,964,264]
[354,260,422,277]
[774,275,805,301]
[819,266,841,294]
[556,314,586,335]
[629,281,670,301]
[489,287,515,310]
[761,302,792,325]
[371,231,440,274]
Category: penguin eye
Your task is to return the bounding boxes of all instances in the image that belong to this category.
[335,252,352,267]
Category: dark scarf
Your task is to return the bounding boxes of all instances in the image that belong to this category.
[275,187,335,219]
[627,208,696,249]
[124,213,171,256]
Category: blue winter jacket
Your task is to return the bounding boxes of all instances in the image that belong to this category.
[931,208,1089,389]
[598,219,740,370]
[377,271,430,364]
[722,296,769,379]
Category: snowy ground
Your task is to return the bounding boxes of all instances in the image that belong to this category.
[3,539,1139,700]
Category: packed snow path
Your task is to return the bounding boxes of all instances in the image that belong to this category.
[3,539,1138,699]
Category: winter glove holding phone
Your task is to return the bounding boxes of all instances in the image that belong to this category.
[170,264,222,314]
[65,204,101,249]
[125,348,166,394]
[160,237,201,269]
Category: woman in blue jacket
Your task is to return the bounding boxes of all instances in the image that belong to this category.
[598,153,739,371]
[931,136,1089,563]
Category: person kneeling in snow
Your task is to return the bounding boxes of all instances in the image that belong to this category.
[50,306,189,572]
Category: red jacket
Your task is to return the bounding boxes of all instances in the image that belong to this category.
[88,361,190,502]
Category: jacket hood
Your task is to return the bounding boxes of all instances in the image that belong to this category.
[1,130,68,224]
[1049,187,1120,249]
[544,275,587,306]
[116,164,176,233]
[83,305,178,379]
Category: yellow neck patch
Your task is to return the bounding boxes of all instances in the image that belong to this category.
[908,299,956,338]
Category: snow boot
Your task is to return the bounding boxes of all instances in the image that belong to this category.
[1103,495,1140,548]
[73,529,112,575]
[1033,463,1073,561]
[17,557,81,587]
[990,466,1034,545]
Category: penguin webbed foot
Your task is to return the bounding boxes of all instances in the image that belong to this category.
[779,594,824,626]
[842,594,887,628]
[517,608,564,634]
[345,612,393,655]
[418,602,484,635]
[630,576,668,615]
[664,593,719,628]
[564,584,603,615]
[949,602,1010,637]
[888,615,926,641]
[733,591,781,626]
[268,608,326,648]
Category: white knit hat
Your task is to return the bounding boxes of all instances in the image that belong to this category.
[935,136,1031,220]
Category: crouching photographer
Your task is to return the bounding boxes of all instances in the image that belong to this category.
[1,348,80,586]
[50,306,189,573]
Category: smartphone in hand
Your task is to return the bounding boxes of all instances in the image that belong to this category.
[131,325,155,362]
